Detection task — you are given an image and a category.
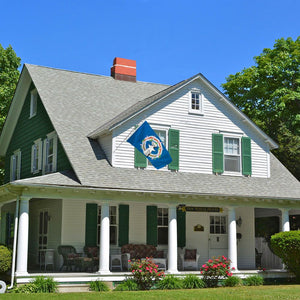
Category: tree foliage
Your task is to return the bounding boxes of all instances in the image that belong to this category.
[222,37,300,180]
[0,44,21,184]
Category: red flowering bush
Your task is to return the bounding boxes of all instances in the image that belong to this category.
[200,256,235,287]
[129,257,165,290]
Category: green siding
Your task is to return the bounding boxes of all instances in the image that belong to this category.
[4,83,72,183]
[212,133,224,173]
[147,206,157,246]
[118,204,129,247]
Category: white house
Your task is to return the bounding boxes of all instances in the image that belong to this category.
[0,57,299,285]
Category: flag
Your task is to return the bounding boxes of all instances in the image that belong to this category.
[127,121,172,169]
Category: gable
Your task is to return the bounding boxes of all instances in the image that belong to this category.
[111,79,272,178]
[4,82,72,183]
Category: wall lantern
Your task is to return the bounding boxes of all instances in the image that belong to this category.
[236,216,242,227]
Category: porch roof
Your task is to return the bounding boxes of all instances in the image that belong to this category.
[9,153,300,201]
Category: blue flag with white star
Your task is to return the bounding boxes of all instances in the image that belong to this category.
[127,121,172,169]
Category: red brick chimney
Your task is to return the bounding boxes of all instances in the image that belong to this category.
[111,57,136,82]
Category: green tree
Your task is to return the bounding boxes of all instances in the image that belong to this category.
[0,45,21,184]
[222,37,300,180]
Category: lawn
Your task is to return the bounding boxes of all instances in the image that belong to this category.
[1,285,300,300]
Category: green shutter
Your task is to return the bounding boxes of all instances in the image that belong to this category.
[242,137,252,176]
[147,206,157,246]
[118,205,129,247]
[168,129,179,170]
[212,133,224,173]
[177,208,186,248]
[134,148,147,168]
[85,203,98,246]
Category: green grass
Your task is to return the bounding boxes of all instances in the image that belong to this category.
[1,285,300,299]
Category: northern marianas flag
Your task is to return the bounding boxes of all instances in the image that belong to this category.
[127,121,172,169]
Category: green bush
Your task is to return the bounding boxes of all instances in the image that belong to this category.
[0,245,12,273]
[32,276,57,293]
[12,283,38,294]
[223,276,243,287]
[114,279,139,291]
[129,258,164,290]
[182,274,205,289]
[270,231,300,282]
[244,275,264,286]
[12,276,57,293]
[200,256,235,287]
[90,280,110,292]
[157,275,183,290]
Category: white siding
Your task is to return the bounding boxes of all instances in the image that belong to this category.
[128,203,146,244]
[98,134,112,164]
[112,79,269,178]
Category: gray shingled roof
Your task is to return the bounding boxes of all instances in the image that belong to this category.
[21,65,300,201]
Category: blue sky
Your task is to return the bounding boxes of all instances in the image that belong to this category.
[1,0,299,90]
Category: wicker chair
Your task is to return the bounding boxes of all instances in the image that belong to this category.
[57,245,81,271]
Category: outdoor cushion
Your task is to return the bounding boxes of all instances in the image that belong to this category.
[184,249,196,260]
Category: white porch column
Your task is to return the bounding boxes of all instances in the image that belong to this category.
[227,207,238,271]
[281,208,290,232]
[98,202,111,274]
[167,205,178,273]
[16,197,30,276]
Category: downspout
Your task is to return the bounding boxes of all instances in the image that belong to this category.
[8,195,19,289]
[3,188,20,290]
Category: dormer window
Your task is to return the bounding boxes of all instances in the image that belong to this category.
[189,91,203,114]
[30,89,37,118]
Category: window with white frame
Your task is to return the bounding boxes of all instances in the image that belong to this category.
[10,149,21,181]
[30,89,37,118]
[157,208,168,245]
[224,137,241,172]
[189,91,203,114]
[97,206,118,245]
[43,132,57,174]
[210,216,227,234]
[147,129,167,167]
[31,139,43,174]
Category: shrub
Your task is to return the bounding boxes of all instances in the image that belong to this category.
[114,279,139,291]
[90,280,110,292]
[157,275,183,290]
[200,256,235,287]
[32,276,57,293]
[244,275,264,286]
[270,231,300,282]
[223,276,243,287]
[129,257,164,290]
[0,245,12,273]
[12,283,38,294]
[182,274,205,289]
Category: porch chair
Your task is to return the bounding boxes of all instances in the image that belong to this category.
[180,249,200,270]
[57,245,81,271]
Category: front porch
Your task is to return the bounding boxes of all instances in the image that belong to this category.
[1,184,299,286]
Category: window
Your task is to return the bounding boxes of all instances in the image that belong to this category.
[157,208,168,245]
[10,149,21,181]
[224,137,241,172]
[31,139,43,173]
[30,89,37,118]
[189,91,203,114]
[210,216,227,234]
[43,132,57,174]
[147,129,167,167]
[97,206,118,245]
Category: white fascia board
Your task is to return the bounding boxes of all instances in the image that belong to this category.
[197,75,278,150]
[106,74,202,133]
[0,66,31,156]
